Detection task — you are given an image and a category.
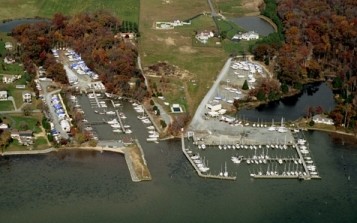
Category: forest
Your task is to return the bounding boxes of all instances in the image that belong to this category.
[253,0,357,130]
[10,11,146,99]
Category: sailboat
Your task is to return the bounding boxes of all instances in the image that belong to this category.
[277,117,288,133]
[219,164,223,177]
[223,162,228,177]
[268,119,276,131]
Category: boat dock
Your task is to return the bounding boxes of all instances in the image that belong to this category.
[181,134,236,181]
[115,110,126,133]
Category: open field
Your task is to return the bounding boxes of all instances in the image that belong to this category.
[0,0,140,23]
[0,101,14,111]
[139,0,228,114]
[213,0,263,17]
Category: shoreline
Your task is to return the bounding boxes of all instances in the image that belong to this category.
[258,15,278,32]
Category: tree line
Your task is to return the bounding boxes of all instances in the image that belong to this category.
[252,0,357,130]
[11,11,147,100]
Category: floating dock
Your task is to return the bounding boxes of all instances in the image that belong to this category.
[181,134,236,181]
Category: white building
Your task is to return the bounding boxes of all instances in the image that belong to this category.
[4,42,13,50]
[0,123,8,129]
[60,120,71,132]
[2,74,20,84]
[196,31,214,44]
[22,92,32,103]
[232,31,259,41]
[0,91,8,100]
[312,115,334,125]
[206,101,222,112]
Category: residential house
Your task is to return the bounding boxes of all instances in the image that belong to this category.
[10,129,34,145]
[4,42,13,50]
[0,91,8,100]
[3,56,15,64]
[2,74,21,84]
[196,31,214,44]
[22,92,32,103]
[0,123,9,129]
[312,114,334,125]
[232,31,259,41]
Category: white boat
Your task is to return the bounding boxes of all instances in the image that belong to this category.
[191,154,200,160]
[125,129,132,134]
[147,137,158,142]
[106,111,115,115]
[201,144,206,150]
[147,126,155,130]
[107,119,118,124]
[142,119,151,124]
[113,129,122,133]
[149,132,159,138]
[138,115,147,120]
[111,123,121,128]
[123,125,130,129]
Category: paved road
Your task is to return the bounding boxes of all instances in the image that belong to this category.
[207,0,218,17]
[188,58,232,131]
[40,80,69,139]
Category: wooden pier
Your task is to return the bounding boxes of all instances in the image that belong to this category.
[181,134,236,181]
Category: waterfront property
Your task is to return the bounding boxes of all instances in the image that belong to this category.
[232,31,259,41]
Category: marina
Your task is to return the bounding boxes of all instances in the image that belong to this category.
[182,120,321,180]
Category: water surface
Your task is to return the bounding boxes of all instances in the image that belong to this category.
[0,131,356,223]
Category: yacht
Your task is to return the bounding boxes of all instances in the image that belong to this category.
[111,123,121,128]
[107,119,118,124]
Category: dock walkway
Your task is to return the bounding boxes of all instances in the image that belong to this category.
[181,134,236,181]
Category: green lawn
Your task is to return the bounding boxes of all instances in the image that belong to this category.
[4,114,41,133]
[0,100,14,111]
[33,136,49,149]
[0,0,140,23]
[0,63,23,75]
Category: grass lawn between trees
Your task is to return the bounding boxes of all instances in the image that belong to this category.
[2,113,42,133]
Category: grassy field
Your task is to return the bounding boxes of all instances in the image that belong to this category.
[139,0,228,114]
[0,101,14,111]
[0,0,140,23]
[3,113,42,133]
[213,0,262,17]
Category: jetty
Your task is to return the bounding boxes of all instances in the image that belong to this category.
[181,134,236,181]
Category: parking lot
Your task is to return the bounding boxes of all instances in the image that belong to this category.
[188,58,293,145]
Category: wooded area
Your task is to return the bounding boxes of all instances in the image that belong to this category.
[10,11,146,99]
[253,0,357,129]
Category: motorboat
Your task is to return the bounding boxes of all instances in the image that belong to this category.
[111,123,121,128]
[107,119,118,124]
[125,129,132,134]
[147,125,155,130]
[106,111,115,115]
[147,137,158,142]
[113,129,122,133]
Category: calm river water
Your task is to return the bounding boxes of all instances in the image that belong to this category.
[239,82,336,122]
[0,131,356,223]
